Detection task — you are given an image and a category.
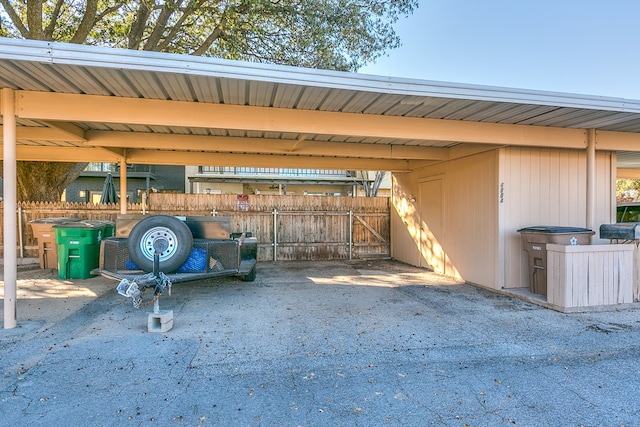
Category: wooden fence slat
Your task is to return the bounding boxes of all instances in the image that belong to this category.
[2,194,390,261]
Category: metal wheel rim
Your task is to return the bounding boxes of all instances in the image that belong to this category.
[137,226,180,261]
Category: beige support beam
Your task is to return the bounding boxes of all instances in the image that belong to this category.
[593,130,640,150]
[289,134,308,152]
[85,130,449,161]
[0,125,87,142]
[0,146,124,162]
[42,121,86,141]
[617,168,640,179]
[447,143,505,160]
[124,149,412,172]
[19,91,588,148]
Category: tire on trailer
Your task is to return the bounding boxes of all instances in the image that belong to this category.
[241,266,256,282]
[127,215,193,273]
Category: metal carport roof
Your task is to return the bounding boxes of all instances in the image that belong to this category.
[4,37,640,329]
[2,37,640,173]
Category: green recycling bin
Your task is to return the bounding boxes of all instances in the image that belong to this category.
[54,220,114,279]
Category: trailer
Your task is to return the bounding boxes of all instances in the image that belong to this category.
[96,214,258,285]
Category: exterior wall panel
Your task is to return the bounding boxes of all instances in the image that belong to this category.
[501,147,615,290]
[392,147,615,294]
[392,150,499,287]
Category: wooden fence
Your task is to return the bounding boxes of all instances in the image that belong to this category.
[2,194,390,262]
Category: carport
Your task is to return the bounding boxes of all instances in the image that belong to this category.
[3,37,640,327]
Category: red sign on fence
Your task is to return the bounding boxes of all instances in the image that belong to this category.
[236,195,249,211]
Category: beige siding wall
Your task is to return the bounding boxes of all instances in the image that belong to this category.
[390,174,423,267]
[501,147,615,289]
[391,150,499,287]
[391,147,615,292]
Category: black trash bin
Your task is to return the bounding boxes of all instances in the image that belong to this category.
[518,226,594,296]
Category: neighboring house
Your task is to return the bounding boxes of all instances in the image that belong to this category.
[65,163,185,203]
[65,164,389,203]
[185,166,387,196]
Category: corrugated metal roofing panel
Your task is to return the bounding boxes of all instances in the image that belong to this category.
[602,119,640,133]
[54,64,112,95]
[361,94,404,115]
[318,89,358,112]
[431,99,484,120]
[125,71,169,99]
[219,78,247,105]
[0,61,49,91]
[107,123,136,132]
[296,86,333,110]
[379,100,418,116]
[5,38,640,115]
[190,127,210,136]
[481,104,557,123]
[408,97,456,117]
[340,91,383,113]
[272,84,304,109]
[570,113,639,129]
[154,73,194,101]
[81,122,107,131]
[15,62,81,93]
[85,68,140,98]
[540,109,621,128]
[188,75,222,104]
[616,151,640,168]
[248,80,276,107]
[5,37,640,168]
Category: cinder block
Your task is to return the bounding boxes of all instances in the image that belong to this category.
[148,310,174,333]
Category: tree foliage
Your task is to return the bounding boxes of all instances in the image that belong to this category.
[0,0,417,71]
[616,178,640,201]
[0,0,417,201]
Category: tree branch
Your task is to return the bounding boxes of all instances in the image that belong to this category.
[43,0,66,40]
[0,0,29,37]
[26,0,43,39]
[128,0,155,49]
[143,0,181,51]
[191,4,233,56]
[155,0,206,52]
[70,0,99,44]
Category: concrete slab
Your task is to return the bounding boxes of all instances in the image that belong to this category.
[2,259,640,426]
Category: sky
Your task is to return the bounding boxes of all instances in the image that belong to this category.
[359,0,640,100]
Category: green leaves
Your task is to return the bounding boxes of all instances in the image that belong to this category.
[0,0,418,71]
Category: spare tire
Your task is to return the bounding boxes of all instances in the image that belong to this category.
[127,215,193,273]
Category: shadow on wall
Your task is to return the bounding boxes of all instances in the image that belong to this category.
[391,182,460,279]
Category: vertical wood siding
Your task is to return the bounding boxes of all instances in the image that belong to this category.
[502,148,615,290]
[392,150,499,287]
[547,244,633,309]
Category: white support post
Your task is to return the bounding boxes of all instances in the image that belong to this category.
[120,157,127,214]
[3,88,17,329]
[273,209,278,261]
[348,210,353,260]
[586,129,596,241]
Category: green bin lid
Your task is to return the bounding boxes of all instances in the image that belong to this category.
[52,220,114,229]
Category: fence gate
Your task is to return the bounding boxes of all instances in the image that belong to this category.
[7,194,390,262]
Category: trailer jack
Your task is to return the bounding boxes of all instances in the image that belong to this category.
[116,247,174,332]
